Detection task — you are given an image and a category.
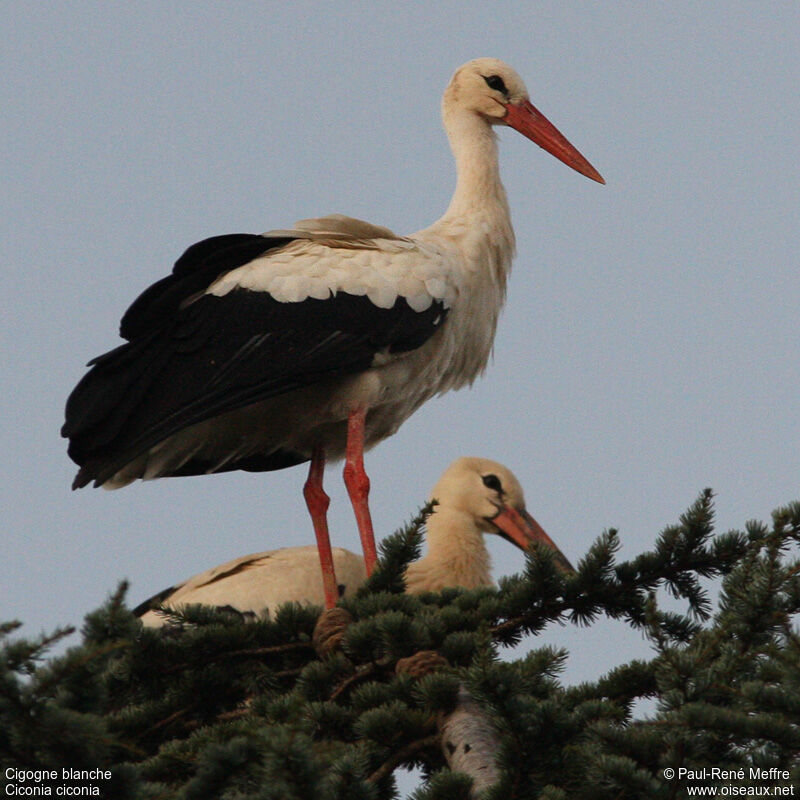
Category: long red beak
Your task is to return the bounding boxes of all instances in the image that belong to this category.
[492,505,575,574]
[504,99,605,184]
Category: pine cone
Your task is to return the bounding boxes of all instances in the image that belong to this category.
[395,650,449,678]
[312,607,354,657]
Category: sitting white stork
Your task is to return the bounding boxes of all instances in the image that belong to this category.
[135,457,573,626]
[63,58,602,610]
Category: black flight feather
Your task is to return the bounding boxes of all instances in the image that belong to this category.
[63,234,448,489]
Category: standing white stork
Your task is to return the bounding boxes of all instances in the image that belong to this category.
[63,58,602,610]
[135,457,572,626]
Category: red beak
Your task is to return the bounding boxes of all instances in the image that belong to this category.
[504,99,605,184]
[492,505,575,574]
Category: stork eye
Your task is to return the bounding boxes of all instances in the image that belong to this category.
[483,75,508,95]
[482,474,503,493]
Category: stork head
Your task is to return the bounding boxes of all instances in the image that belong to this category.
[443,58,604,184]
[430,457,574,574]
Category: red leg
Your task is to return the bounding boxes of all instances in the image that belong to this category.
[343,406,377,575]
[303,446,339,609]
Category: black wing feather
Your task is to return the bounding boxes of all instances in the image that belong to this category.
[63,235,448,488]
[119,234,290,340]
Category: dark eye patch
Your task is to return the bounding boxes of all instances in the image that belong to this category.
[483,75,508,95]
[482,473,503,492]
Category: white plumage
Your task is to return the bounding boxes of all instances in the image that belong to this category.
[64,58,601,610]
[136,546,366,627]
[137,457,572,627]
[208,222,452,312]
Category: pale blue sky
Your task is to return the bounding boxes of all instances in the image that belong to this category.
[3,1,799,706]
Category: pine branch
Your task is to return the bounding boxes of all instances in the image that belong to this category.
[3,491,798,798]
[368,734,440,783]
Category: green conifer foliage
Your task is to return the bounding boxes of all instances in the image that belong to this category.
[2,495,798,798]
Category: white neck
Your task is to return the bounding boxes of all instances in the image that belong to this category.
[404,507,493,594]
[407,106,517,393]
[443,110,508,220]
[417,107,515,282]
